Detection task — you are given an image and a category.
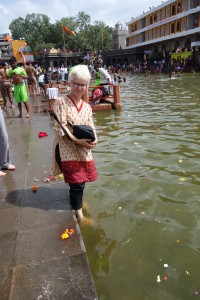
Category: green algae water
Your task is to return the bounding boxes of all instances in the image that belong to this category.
[82,73,200,300]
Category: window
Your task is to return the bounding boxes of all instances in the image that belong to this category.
[171,23,175,33]
[177,2,181,13]
[172,5,176,16]
[177,21,181,31]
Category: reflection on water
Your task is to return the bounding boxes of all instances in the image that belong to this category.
[82,74,200,300]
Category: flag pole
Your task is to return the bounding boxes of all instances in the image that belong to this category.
[62,24,67,66]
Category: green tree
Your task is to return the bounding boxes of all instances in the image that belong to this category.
[83,21,113,52]
[75,11,91,32]
[9,12,113,54]
[9,17,25,40]
[9,13,52,50]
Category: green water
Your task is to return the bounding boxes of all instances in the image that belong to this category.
[82,74,200,300]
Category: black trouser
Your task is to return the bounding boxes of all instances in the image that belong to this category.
[69,182,85,210]
[55,144,85,210]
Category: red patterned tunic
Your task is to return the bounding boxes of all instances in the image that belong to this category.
[52,96,98,183]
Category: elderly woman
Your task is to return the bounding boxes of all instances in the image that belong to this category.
[52,65,98,222]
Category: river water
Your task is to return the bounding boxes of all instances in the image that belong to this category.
[81,73,200,300]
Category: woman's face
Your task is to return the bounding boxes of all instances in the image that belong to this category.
[70,74,88,97]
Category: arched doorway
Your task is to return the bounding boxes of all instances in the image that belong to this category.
[171,23,175,33]
[53,60,58,67]
[172,5,176,16]
[154,46,158,52]
[174,41,181,52]
[161,44,167,60]
[184,38,191,51]
[177,21,181,32]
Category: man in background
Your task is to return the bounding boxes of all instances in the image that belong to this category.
[25,62,37,96]
[7,57,30,118]
[0,61,14,109]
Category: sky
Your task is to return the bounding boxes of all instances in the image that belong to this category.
[0,0,167,34]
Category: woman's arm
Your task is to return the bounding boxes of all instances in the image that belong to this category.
[53,99,67,138]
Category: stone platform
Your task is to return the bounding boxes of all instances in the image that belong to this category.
[0,95,97,300]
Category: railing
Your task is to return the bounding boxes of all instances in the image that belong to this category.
[44,83,122,111]
[82,84,122,110]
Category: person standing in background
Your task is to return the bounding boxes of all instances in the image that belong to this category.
[7,57,30,118]
[0,107,15,176]
[25,62,37,96]
[0,61,14,109]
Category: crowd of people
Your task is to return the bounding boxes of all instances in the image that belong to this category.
[0,57,127,112]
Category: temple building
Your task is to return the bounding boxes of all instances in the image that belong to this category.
[112,21,126,50]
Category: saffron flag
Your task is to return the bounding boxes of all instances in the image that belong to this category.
[63,25,76,36]
[4,35,10,42]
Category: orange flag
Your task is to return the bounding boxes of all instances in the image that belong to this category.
[63,25,76,36]
[4,35,10,42]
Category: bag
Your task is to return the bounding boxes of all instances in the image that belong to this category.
[50,111,95,141]
[72,125,95,141]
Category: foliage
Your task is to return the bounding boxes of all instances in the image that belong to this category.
[9,14,52,50]
[9,11,113,54]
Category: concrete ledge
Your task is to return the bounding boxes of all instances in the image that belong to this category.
[0,103,98,300]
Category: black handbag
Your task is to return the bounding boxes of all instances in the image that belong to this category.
[72,125,95,141]
[50,111,95,141]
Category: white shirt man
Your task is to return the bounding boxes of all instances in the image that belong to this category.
[98,66,112,84]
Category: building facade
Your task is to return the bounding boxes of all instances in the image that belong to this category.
[0,33,12,61]
[0,34,34,64]
[0,33,83,67]
[126,0,200,63]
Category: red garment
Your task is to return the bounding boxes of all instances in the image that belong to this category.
[38,132,48,137]
[62,160,97,184]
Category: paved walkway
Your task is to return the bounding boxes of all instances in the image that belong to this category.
[0,95,98,299]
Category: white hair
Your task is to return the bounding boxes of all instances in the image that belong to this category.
[68,65,91,85]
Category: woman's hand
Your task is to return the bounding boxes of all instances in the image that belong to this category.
[63,134,97,149]
[77,139,97,149]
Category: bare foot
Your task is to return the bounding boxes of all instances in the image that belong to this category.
[0,171,6,177]
[75,208,83,219]
[10,105,15,108]
[26,114,30,118]
[17,114,22,118]
[75,209,93,225]
[78,216,94,226]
